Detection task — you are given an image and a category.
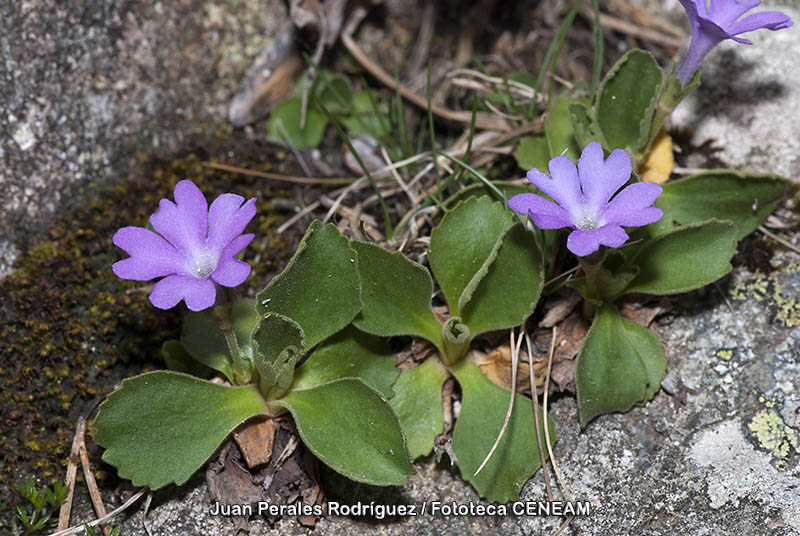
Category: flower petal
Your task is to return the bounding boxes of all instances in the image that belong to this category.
[508,193,572,229]
[566,225,629,257]
[526,158,582,213]
[222,233,255,258]
[112,226,183,280]
[602,182,664,227]
[680,0,703,22]
[207,195,257,254]
[708,0,760,28]
[728,10,793,35]
[212,257,252,287]
[149,180,209,254]
[149,274,218,311]
[578,143,632,206]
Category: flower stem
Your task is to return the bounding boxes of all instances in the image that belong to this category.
[213,287,252,385]
[577,250,606,319]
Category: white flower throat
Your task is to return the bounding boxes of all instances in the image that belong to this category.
[574,208,604,231]
[188,248,218,278]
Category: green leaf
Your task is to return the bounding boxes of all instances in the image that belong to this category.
[389,358,449,459]
[256,221,362,350]
[93,371,267,489]
[278,379,415,485]
[596,49,662,153]
[658,171,788,240]
[429,197,513,315]
[450,359,556,503]
[313,71,354,116]
[252,313,304,399]
[576,304,666,426]
[342,92,390,137]
[350,240,442,346]
[181,300,259,383]
[460,224,544,336]
[443,182,533,210]
[625,220,737,295]
[293,326,399,398]
[545,96,580,160]
[514,135,551,172]
[161,340,215,379]
[568,100,605,149]
[267,96,328,148]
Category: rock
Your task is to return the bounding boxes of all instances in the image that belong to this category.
[672,5,800,181]
[6,1,799,535]
[0,0,289,276]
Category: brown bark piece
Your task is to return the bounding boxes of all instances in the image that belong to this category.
[619,297,671,327]
[233,417,277,469]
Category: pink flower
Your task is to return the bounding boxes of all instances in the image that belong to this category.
[112,180,256,311]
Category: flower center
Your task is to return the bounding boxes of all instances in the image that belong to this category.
[187,248,218,278]
[575,209,603,231]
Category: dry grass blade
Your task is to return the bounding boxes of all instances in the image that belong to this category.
[542,325,576,535]
[47,490,146,536]
[341,8,512,131]
[57,419,84,530]
[759,225,800,255]
[543,326,575,503]
[525,331,553,501]
[473,328,521,477]
[78,429,110,536]
[203,161,353,185]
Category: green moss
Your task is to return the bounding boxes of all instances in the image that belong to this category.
[1,148,300,498]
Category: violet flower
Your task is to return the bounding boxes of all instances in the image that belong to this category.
[112,180,256,311]
[508,142,663,257]
[676,0,793,86]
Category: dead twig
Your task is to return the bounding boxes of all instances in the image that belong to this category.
[47,490,146,536]
[759,225,800,256]
[78,428,110,535]
[473,328,522,476]
[57,419,84,531]
[341,8,513,131]
[581,5,684,50]
[525,331,553,501]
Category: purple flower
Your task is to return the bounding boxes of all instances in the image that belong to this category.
[112,180,257,311]
[508,142,663,257]
[676,0,793,86]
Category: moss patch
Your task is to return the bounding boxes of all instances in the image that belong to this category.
[0,148,303,500]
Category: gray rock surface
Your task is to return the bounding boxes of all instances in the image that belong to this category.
[5,1,799,535]
[672,6,800,180]
[0,0,288,276]
[103,256,799,535]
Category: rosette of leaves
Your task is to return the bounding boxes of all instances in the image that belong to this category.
[351,195,555,502]
[513,47,791,427]
[571,168,788,426]
[93,221,415,489]
[568,169,789,428]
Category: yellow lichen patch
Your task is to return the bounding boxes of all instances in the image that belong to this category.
[757,392,782,409]
[748,411,799,459]
[731,263,800,327]
[716,349,734,361]
[639,131,674,184]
